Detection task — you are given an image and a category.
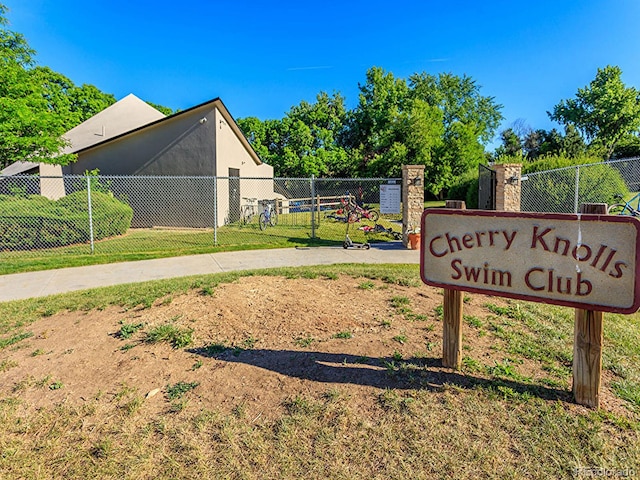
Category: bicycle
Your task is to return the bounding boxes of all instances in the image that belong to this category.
[607,193,640,216]
[259,199,278,230]
[338,194,380,222]
[353,203,380,222]
[359,223,402,240]
[240,197,259,224]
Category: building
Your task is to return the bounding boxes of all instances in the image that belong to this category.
[1,95,275,227]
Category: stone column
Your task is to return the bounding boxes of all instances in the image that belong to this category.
[494,163,522,212]
[402,165,425,248]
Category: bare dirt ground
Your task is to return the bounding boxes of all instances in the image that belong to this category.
[0,275,630,420]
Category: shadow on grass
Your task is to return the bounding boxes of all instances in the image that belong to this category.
[188,347,571,403]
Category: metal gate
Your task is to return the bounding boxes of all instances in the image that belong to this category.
[478,164,496,210]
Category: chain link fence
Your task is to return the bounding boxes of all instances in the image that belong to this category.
[0,174,402,262]
[520,157,640,213]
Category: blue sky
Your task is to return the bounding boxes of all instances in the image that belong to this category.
[4,0,640,148]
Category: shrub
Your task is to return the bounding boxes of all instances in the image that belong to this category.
[522,154,602,174]
[446,169,479,209]
[522,155,629,212]
[58,191,133,240]
[0,191,133,250]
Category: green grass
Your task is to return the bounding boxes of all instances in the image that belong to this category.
[358,280,376,290]
[392,334,408,344]
[0,214,403,275]
[294,335,315,348]
[333,331,353,339]
[166,381,199,400]
[464,315,483,328]
[118,321,145,339]
[2,385,636,478]
[0,264,639,478]
[0,332,33,350]
[424,199,446,209]
[145,323,193,349]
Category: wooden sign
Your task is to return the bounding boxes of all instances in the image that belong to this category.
[420,209,640,314]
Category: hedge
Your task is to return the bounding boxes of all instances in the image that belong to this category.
[0,191,133,251]
[522,156,629,213]
[445,155,629,213]
[446,169,479,208]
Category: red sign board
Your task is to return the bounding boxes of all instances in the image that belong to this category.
[420,209,640,314]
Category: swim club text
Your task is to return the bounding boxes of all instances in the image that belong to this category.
[428,225,627,297]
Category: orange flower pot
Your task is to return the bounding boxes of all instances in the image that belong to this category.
[408,233,421,250]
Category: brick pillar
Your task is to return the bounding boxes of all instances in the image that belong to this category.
[402,165,425,248]
[494,163,522,212]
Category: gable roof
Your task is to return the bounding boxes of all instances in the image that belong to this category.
[73,97,263,166]
[1,94,165,176]
[2,95,263,176]
[62,93,166,154]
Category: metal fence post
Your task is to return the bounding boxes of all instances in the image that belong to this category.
[87,175,95,254]
[574,165,580,213]
[213,175,218,246]
[310,175,316,239]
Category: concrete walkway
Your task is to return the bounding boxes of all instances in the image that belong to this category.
[0,244,421,302]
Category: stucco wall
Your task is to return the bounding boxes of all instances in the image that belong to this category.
[62,105,219,228]
[63,104,217,177]
[214,107,275,225]
[39,164,65,200]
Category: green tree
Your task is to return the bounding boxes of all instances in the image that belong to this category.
[0,4,74,169]
[561,124,586,158]
[495,128,523,158]
[238,92,350,177]
[345,68,501,195]
[29,67,118,130]
[286,91,350,176]
[364,97,444,180]
[549,65,640,159]
[236,116,273,161]
[342,68,445,186]
[406,71,502,194]
[242,66,501,189]
[341,67,412,174]
[410,72,502,145]
[146,101,173,116]
[610,133,640,159]
[0,5,143,170]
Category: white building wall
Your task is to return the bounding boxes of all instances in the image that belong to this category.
[214,107,275,225]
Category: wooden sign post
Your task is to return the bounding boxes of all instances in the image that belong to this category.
[420,206,640,408]
[573,203,606,408]
[443,200,465,369]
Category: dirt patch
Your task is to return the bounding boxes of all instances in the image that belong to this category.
[0,275,632,420]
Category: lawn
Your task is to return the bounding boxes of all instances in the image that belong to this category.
[0,212,404,275]
[0,264,638,479]
[0,200,446,276]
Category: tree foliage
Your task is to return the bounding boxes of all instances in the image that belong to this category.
[0,4,171,171]
[0,4,74,169]
[494,128,523,158]
[549,65,640,160]
[240,67,502,195]
[495,124,587,161]
[238,92,350,177]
